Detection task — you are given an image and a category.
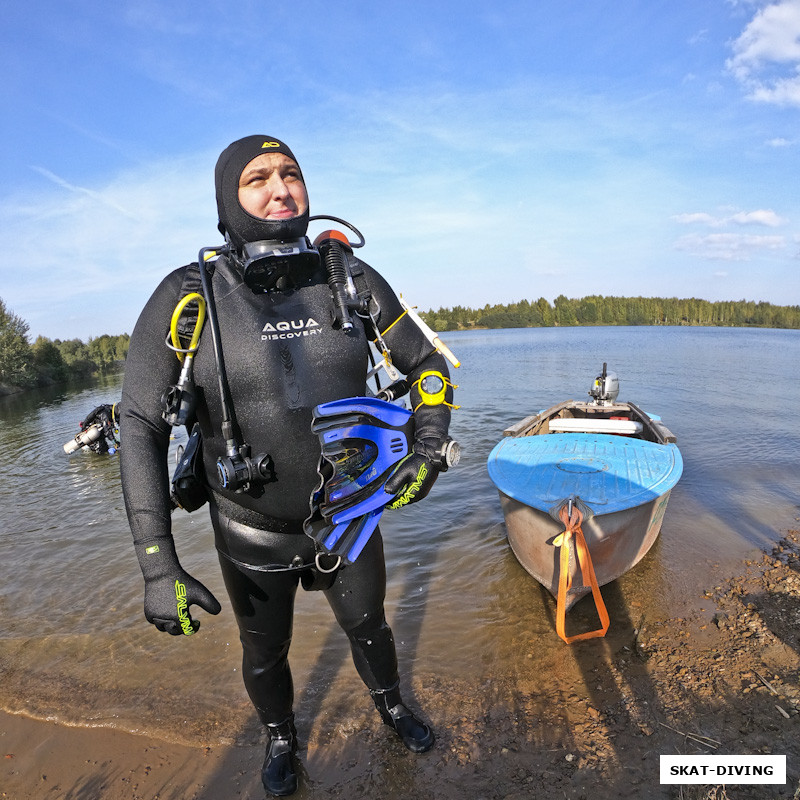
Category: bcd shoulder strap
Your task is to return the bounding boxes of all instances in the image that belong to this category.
[173,261,214,344]
[345,253,376,332]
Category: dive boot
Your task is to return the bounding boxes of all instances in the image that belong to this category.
[370,685,435,753]
[261,715,298,797]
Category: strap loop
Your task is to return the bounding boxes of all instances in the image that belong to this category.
[553,503,610,643]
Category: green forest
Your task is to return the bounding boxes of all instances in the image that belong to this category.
[2,294,798,392]
[418,295,800,331]
[0,298,129,392]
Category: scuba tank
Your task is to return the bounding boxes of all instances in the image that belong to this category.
[63,423,104,454]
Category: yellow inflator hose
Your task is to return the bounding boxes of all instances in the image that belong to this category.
[169,292,206,362]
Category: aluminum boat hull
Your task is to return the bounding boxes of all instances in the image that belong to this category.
[487,398,682,611]
[500,488,672,609]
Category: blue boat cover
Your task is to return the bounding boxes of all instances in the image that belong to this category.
[487,433,683,515]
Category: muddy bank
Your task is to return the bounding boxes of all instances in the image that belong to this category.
[2,532,799,800]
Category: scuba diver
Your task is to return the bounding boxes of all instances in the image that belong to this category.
[119,136,458,796]
[63,402,120,454]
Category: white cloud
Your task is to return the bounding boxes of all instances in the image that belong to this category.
[31,167,137,219]
[0,153,219,338]
[730,209,786,226]
[671,208,786,227]
[767,136,794,146]
[671,212,723,226]
[123,1,201,36]
[749,73,800,105]
[674,232,785,260]
[689,29,709,45]
[726,0,800,107]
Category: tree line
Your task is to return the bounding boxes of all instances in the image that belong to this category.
[419,295,800,331]
[0,298,129,391]
[3,293,798,392]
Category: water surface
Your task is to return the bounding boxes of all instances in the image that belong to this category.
[1,327,797,744]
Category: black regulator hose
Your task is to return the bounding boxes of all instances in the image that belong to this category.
[197,246,274,493]
[198,247,236,445]
[316,232,354,330]
[309,215,367,333]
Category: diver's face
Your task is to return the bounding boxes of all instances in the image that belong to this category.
[237,153,308,221]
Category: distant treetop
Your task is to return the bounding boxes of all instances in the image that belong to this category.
[419,296,800,331]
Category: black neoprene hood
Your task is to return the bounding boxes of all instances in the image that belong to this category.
[215,135,310,250]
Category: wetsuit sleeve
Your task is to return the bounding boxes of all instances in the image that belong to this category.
[359,261,454,460]
[119,269,185,545]
[120,268,222,634]
[356,262,454,510]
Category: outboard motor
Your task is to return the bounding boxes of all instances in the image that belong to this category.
[588,363,619,406]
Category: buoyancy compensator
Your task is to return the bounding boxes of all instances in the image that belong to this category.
[196,245,276,495]
[164,217,375,504]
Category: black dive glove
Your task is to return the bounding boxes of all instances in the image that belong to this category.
[134,537,221,636]
[385,449,439,510]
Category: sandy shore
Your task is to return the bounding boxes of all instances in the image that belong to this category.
[3,532,799,800]
[1,711,263,800]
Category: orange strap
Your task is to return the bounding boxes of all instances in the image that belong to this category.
[552,504,610,643]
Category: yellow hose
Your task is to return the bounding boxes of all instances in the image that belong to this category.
[169,292,206,362]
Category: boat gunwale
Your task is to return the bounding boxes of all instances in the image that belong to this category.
[502,399,677,445]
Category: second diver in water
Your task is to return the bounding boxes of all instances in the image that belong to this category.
[63,402,121,454]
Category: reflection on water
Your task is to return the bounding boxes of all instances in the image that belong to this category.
[1,327,798,744]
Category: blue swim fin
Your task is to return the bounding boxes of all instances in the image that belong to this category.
[304,396,414,563]
[310,507,383,564]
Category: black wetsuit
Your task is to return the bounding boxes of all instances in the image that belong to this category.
[120,253,451,724]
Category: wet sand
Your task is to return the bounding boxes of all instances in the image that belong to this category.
[3,531,799,800]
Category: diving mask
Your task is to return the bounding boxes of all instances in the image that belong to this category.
[241,238,321,292]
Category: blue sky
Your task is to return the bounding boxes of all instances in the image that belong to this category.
[2,0,799,341]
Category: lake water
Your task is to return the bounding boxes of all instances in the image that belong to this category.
[0,326,798,746]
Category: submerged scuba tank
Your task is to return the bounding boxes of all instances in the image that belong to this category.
[63,423,104,454]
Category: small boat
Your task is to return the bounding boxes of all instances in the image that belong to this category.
[487,365,683,642]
